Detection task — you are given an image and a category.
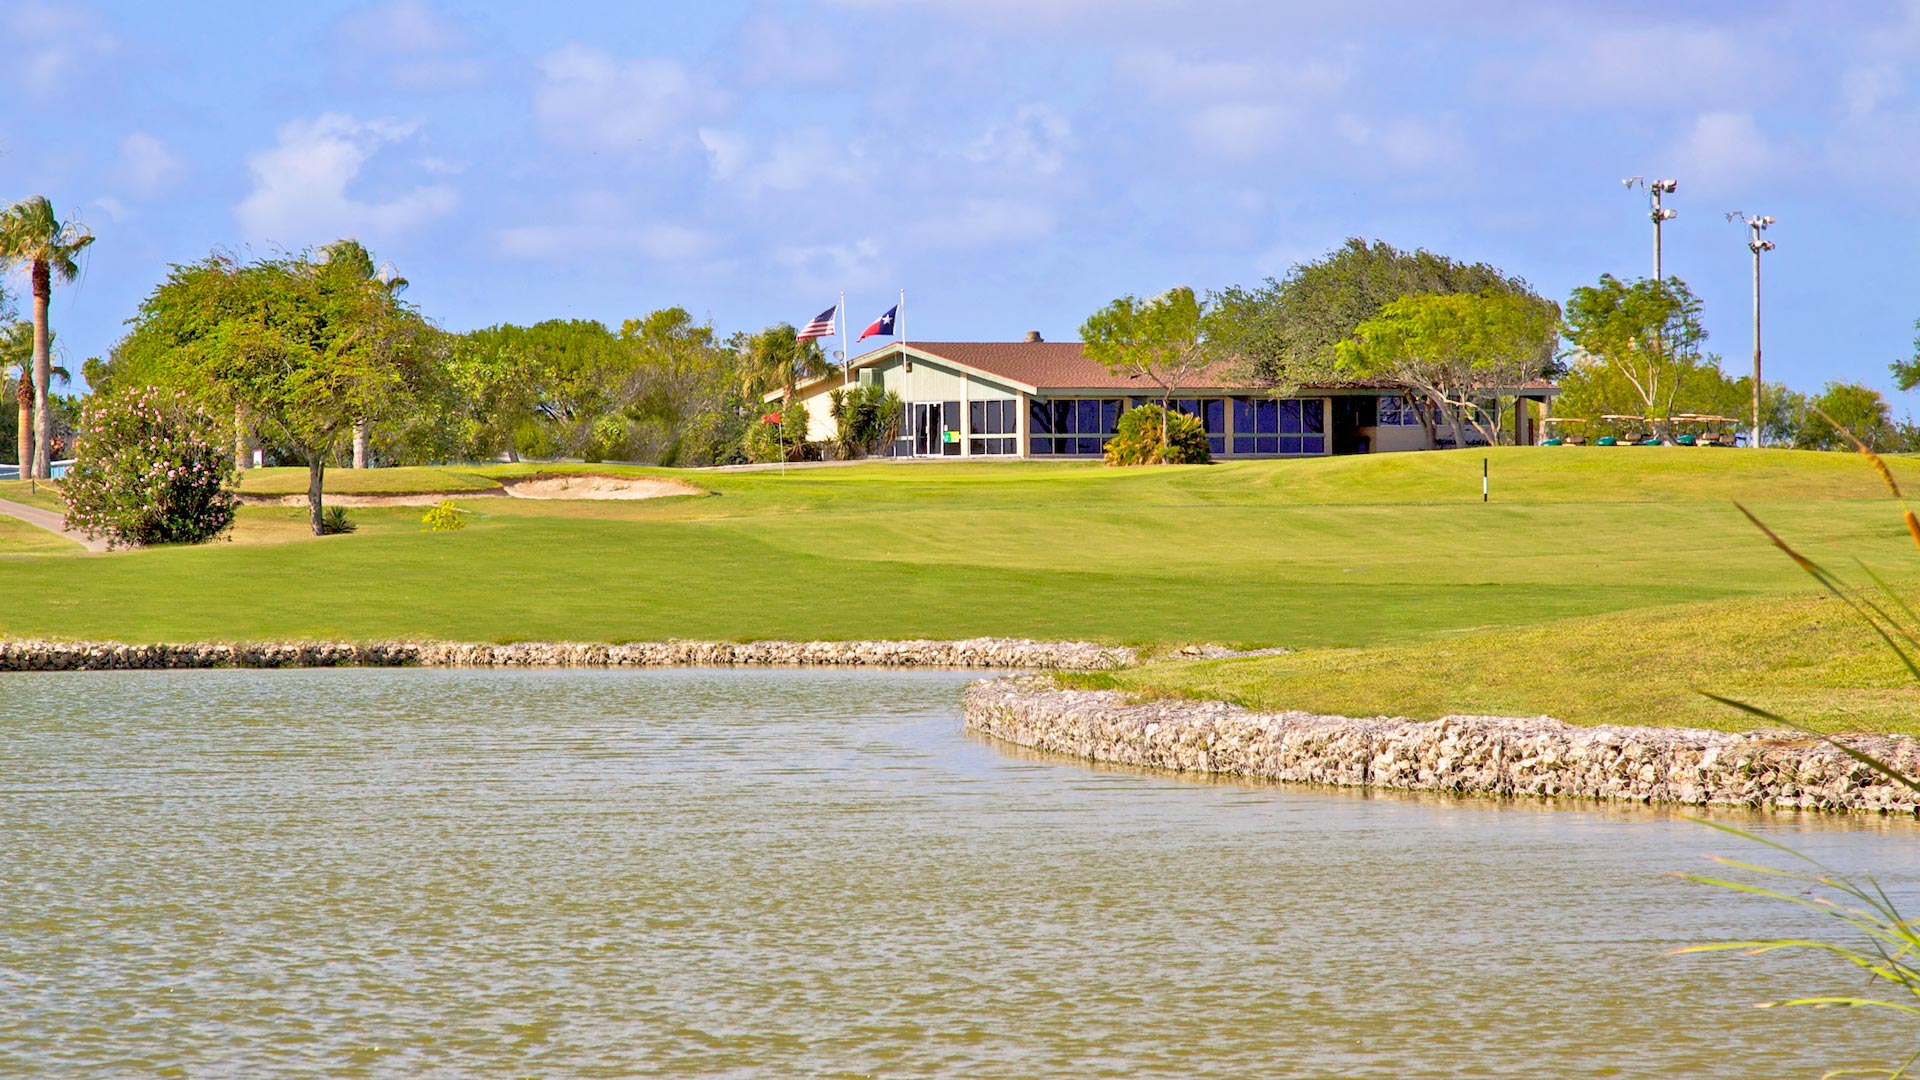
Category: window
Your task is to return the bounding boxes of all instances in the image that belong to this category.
[1028,397,1124,456]
[1167,398,1229,454]
[1231,398,1327,456]
[1377,394,1420,426]
[968,398,1018,455]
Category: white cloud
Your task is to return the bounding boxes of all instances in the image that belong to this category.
[1843,65,1903,119]
[697,129,860,196]
[1486,25,1761,110]
[234,114,457,245]
[962,105,1072,177]
[1187,103,1295,158]
[534,45,721,154]
[114,133,184,197]
[10,0,121,97]
[87,196,129,224]
[1669,111,1773,193]
[908,198,1056,250]
[1121,50,1350,102]
[332,0,487,90]
[497,222,710,261]
[772,239,889,294]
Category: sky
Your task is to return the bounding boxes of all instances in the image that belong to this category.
[3,0,1920,402]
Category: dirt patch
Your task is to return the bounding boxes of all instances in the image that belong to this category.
[501,474,706,500]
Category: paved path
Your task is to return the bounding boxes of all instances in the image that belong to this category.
[0,497,107,553]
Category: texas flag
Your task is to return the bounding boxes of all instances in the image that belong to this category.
[858,305,898,341]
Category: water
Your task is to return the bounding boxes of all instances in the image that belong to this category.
[3,667,1916,1078]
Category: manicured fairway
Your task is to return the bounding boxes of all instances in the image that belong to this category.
[0,449,1911,657]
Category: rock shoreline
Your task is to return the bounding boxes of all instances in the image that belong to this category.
[0,637,1136,672]
[963,677,1920,814]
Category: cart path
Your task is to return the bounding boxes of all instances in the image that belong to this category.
[0,498,107,553]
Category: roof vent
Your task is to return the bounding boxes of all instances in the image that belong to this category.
[1023,330,1044,343]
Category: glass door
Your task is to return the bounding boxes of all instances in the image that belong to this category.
[913,403,941,456]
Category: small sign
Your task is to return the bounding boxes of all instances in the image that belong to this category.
[943,430,959,443]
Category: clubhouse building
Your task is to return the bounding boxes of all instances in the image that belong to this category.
[775,334,1560,459]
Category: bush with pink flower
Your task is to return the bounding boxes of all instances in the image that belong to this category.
[62,388,239,549]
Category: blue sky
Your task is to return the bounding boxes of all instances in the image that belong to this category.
[4,0,1919,401]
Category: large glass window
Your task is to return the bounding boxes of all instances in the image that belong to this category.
[1377,394,1420,426]
[1168,398,1229,454]
[1231,398,1327,456]
[1028,397,1124,456]
[969,398,1018,455]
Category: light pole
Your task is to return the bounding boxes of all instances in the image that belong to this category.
[1623,177,1679,279]
[1726,212,1776,449]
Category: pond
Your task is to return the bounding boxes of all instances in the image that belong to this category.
[3,667,1914,1077]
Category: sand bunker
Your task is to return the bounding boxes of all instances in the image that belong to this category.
[239,491,494,507]
[500,474,705,500]
[238,473,705,507]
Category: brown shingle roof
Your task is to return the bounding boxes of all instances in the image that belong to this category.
[896,341,1254,390]
[832,340,1559,395]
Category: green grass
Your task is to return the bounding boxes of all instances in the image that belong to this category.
[0,449,1914,701]
[1078,590,1920,734]
[0,479,70,513]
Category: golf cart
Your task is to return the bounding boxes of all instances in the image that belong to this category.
[1540,417,1587,446]
[1598,414,1656,446]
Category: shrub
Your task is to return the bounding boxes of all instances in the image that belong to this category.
[827,385,904,459]
[746,402,813,463]
[1104,404,1211,466]
[421,500,466,531]
[62,388,239,549]
[320,506,357,535]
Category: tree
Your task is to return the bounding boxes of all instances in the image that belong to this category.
[1796,382,1895,451]
[1890,317,1920,393]
[1561,275,1707,444]
[116,245,439,535]
[3,320,31,473]
[1080,285,1217,453]
[0,197,94,478]
[1209,238,1546,389]
[1337,292,1558,448]
[740,323,828,402]
[318,239,413,469]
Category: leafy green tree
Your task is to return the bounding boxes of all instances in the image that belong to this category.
[116,246,439,534]
[1795,382,1895,451]
[318,239,416,469]
[1338,291,1559,448]
[1890,317,1920,393]
[0,197,94,478]
[1081,285,1217,450]
[1209,238,1548,389]
[740,322,828,402]
[1561,275,1707,444]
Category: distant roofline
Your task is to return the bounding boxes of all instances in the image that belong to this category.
[768,340,1559,401]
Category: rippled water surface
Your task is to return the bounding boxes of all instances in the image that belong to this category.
[5,668,1919,1078]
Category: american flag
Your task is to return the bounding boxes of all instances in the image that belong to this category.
[797,304,837,341]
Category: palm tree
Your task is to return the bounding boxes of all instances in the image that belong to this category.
[0,197,94,478]
[2,321,38,475]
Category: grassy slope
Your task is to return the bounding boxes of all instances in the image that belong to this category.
[0,448,1911,654]
[1084,591,1920,734]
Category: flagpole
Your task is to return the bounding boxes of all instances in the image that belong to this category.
[840,290,849,390]
[900,288,910,457]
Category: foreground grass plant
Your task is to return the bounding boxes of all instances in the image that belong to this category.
[1681,424,1920,1078]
